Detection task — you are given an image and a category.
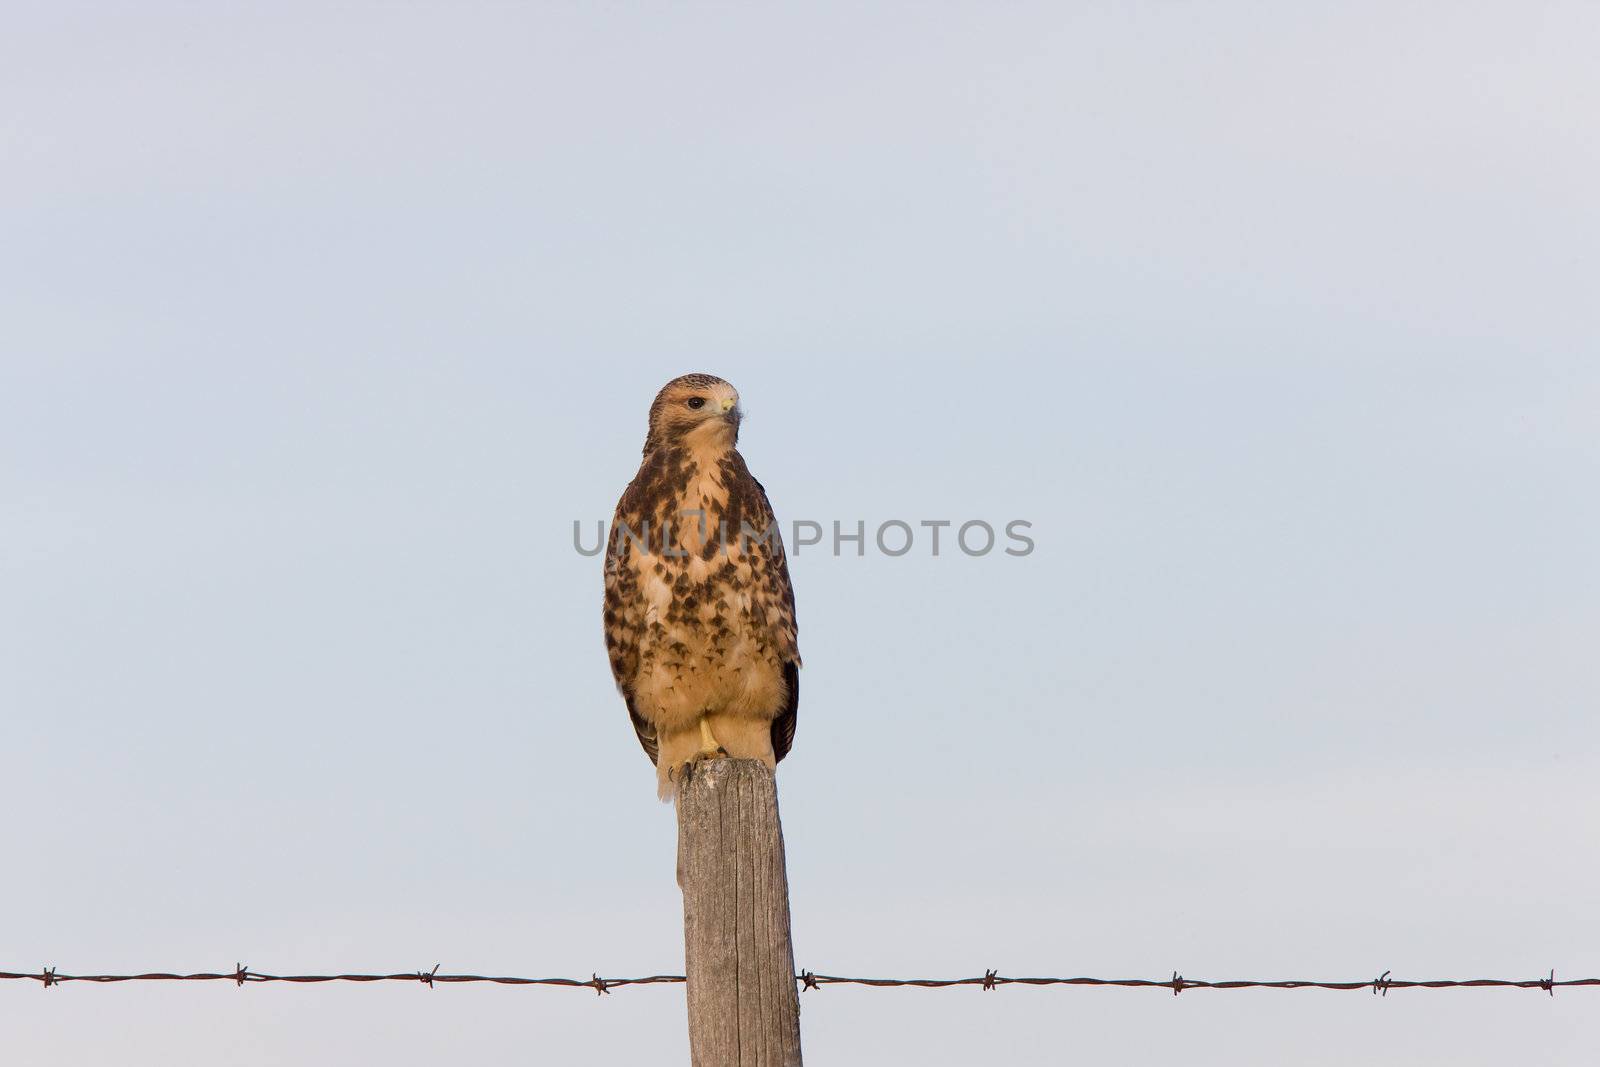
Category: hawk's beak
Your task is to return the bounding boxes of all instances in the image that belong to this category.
[720,397,737,413]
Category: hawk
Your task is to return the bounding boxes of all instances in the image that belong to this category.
[603,374,801,797]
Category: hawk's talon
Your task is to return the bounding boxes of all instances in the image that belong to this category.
[666,744,728,787]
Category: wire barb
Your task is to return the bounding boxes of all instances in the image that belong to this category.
[419,964,439,989]
[982,969,998,992]
[1373,970,1391,997]
[41,966,56,990]
[1172,971,1185,996]
[799,970,819,992]
[234,963,248,988]
[1541,969,1554,997]
[590,973,610,996]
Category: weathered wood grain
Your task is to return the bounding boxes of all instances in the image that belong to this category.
[677,758,803,1067]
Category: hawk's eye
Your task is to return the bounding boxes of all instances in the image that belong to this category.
[686,397,706,410]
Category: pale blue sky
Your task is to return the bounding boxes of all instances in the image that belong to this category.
[2,3,1597,1064]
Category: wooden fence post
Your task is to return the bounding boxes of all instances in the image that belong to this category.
[676,758,803,1066]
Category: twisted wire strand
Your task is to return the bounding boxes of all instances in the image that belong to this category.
[3,967,1592,995]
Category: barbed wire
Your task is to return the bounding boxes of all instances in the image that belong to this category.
[2,966,1592,996]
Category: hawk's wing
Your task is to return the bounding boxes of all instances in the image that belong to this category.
[774,661,799,763]
[603,489,658,764]
[727,456,802,762]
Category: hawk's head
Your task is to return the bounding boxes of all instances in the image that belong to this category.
[643,373,742,454]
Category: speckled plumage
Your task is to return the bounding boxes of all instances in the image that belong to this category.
[603,374,800,797]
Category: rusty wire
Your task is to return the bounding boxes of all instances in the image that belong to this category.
[2,966,1593,996]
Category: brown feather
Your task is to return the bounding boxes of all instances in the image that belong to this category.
[602,375,801,796]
